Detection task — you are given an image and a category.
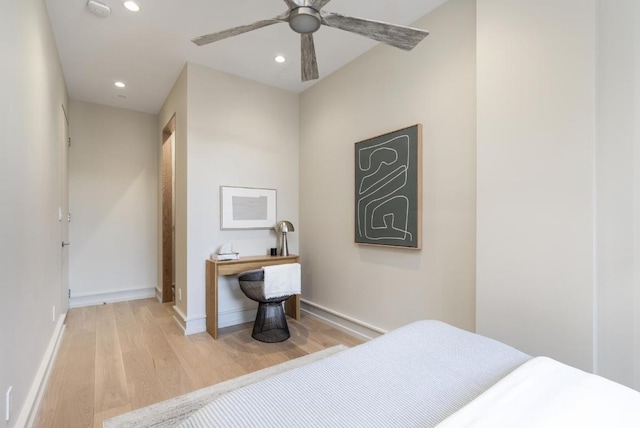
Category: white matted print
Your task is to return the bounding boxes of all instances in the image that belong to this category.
[220,186,277,230]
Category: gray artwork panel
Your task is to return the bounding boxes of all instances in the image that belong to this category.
[355,125,420,248]
[232,196,268,221]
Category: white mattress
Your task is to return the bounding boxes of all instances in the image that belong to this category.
[179,320,530,428]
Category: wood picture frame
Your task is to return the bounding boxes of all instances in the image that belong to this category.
[354,124,422,249]
[220,186,277,230]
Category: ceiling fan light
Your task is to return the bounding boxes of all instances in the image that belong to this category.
[289,7,321,34]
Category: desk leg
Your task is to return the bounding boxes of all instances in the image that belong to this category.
[285,295,301,321]
[206,262,219,339]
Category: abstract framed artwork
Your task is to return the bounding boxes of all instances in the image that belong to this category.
[220,186,277,230]
[354,124,422,249]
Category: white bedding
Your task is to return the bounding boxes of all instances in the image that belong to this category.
[179,321,529,428]
[436,356,640,427]
[179,320,640,427]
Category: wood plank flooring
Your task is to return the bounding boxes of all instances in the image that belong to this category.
[33,299,363,428]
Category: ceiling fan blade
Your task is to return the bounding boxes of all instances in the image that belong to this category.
[309,0,332,10]
[320,11,429,51]
[192,16,287,46]
[301,33,319,82]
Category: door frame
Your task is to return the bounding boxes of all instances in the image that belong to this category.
[161,116,176,303]
[60,104,70,312]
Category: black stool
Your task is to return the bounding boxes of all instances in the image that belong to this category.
[238,269,291,343]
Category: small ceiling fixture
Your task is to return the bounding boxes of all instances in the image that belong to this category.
[123,1,140,12]
[274,55,286,63]
[87,0,111,17]
[114,81,126,88]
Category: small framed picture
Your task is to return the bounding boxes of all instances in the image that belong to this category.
[220,186,277,230]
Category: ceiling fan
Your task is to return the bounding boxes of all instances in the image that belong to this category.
[191,0,429,82]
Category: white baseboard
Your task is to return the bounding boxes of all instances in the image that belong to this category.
[172,305,187,332]
[172,300,380,341]
[69,287,156,308]
[172,306,207,336]
[300,299,386,341]
[219,307,257,329]
[18,314,66,428]
[172,306,257,336]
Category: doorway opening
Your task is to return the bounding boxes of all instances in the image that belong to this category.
[161,116,176,303]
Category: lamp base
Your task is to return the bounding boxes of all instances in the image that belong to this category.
[280,233,289,256]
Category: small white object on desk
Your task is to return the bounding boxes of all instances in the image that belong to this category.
[214,242,240,261]
[263,263,301,299]
[215,253,239,261]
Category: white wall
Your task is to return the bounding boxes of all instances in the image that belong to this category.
[159,63,300,333]
[477,0,640,387]
[69,101,158,307]
[476,0,597,372]
[0,0,69,426]
[596,0,640,389]
[299,0,477,332]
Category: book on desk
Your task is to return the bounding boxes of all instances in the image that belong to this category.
[214,252,240,261]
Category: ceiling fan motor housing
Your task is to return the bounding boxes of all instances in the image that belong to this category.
[289,7,321,34]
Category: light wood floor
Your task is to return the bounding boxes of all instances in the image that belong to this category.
[33,298,363,428]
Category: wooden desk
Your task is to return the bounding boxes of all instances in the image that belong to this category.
[205,254,301,339]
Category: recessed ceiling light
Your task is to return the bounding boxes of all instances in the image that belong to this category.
[114,81,126,88]
[274,55,286,63]
[123,1,140,12]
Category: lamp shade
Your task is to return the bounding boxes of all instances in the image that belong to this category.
[276,220,294,233]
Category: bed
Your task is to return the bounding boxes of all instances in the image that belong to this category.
[175,320,639,427]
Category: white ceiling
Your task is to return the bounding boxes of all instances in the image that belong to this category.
[45,0,447,114]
